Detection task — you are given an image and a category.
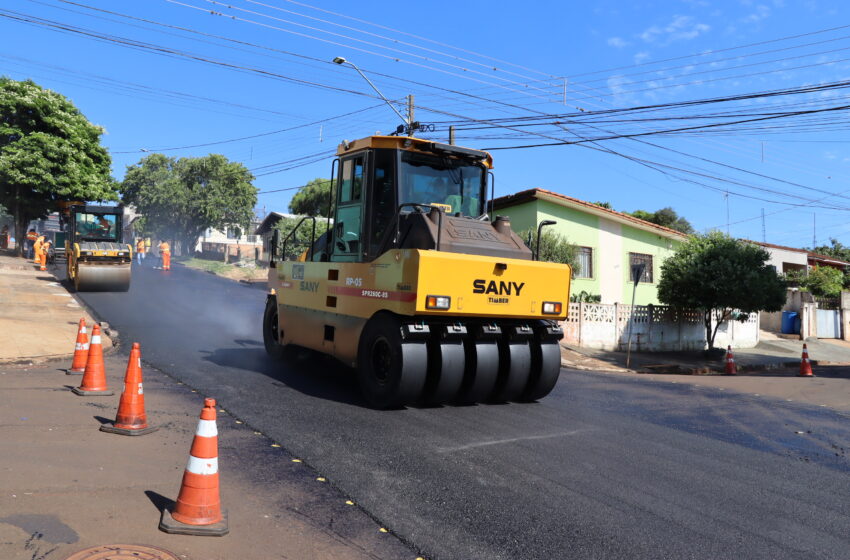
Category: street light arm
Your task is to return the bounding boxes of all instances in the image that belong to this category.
[337,59,408,125]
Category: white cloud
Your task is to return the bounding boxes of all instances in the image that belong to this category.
[634,51,651,64]
[743,4,771,23]
[640,15,711,44]
[607,37,629,48]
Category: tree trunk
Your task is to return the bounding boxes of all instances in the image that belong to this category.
[704,310,713,350]
[13,185,25,257]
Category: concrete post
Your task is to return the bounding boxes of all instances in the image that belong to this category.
[613,302,619,350]
[841,291,850,341]
[578,302,584,347]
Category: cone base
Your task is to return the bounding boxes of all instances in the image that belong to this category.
[71,387,114,396]
[159,507,229,536]
[100,424,158,436]
[798,373,815,377]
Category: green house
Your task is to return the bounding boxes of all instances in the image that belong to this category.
[493,189,688,305]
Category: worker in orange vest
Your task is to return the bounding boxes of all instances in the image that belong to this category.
[135,238,146,266]
[33,233,45,265]
[158,240,171,271]
[39,238,51,271]
[26,229,38,259]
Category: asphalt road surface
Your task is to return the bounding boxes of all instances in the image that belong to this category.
[62,261,850,560]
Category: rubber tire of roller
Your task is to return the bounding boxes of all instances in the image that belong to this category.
[455,341,499,405]
[517,340,561,402]
[263,297,289,360]
[489,340,531,403]
[357,314,427,409]
[420,339,465,406]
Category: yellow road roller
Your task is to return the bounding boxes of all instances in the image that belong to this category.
[66,204,132,292]
[264,136,571,408]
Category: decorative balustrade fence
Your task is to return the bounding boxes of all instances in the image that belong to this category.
[562,302,760,351]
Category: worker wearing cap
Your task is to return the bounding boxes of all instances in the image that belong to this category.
[26,229,37,259]
[32,233,45,265]
[158,240,171,271]
[135,238,146,266]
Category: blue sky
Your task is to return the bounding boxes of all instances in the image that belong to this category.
[3,0,850,247]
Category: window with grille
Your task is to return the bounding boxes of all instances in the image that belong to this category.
[629,252,653,283]
[576,247,593,278]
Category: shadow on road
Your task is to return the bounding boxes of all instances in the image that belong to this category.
[144,490,174,514]
[201,343,366,408]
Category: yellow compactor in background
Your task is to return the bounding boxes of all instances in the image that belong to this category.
[65,204,132,292]
[264,136,571,408]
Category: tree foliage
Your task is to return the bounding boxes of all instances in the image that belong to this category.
[591,201,612,209]
[520,227,579,272]
[788,266,845,298]
[628,207,694,234]
[0,78,116,255]
[121,153,257,254]
[289,178,332,217]
[657,232,786,349]
[812,238,850,263]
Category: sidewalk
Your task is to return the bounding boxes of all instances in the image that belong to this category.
[0,354,419,560]
[0,251,112,363]
[562,333,850,413]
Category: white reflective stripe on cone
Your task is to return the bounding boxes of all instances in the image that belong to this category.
[75,343,89,351]
[138,383,143,395]
[80,326,87,334]
[195,419,218,438]
[91,335,101,344]
[186,455,218,475]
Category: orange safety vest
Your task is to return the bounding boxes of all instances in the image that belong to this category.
[158,242,170,254]
[27,231,38,241]
[136,240,146,253]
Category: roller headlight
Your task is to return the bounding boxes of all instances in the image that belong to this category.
[426,295,451,310]
[542,302,563,315]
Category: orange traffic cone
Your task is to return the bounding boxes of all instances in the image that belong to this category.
[159,398,229,536]
[72,324,114,396]
[67,318,89,375]
[799,343,814,377]
[100,343,157,436]
[724,345,737,375]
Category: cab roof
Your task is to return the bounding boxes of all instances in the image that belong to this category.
[336,135,493,169]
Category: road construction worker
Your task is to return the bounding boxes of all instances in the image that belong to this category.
[135,238,146,265]
[39,239,51,271]
[33,233,45,265]
[158,240,171,271]
[26,229,37,259]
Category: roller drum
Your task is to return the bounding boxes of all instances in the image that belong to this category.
[74,263,131,292]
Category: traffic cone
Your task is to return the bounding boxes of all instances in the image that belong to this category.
[799,343,814,377]
[724,345,737,375]
[72,324,114,396]
[100,343,157,436]
[67,318,89,375]
[159,398,229,536]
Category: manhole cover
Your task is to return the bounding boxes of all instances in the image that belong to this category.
[62,543,182,560]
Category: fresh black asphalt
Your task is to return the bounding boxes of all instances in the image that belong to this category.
[64,262,850,560]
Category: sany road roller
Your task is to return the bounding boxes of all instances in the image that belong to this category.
[65,204,132,292]
[264,136,571,408]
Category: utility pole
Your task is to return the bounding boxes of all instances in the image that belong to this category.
[563,78,567,105]
[725,191,730,235]
[813,213,817,247]
[761,208,766,243]
[319,124,323,143]
[407,94,415,136]
[449,125,455,145]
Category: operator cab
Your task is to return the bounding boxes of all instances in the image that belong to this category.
[327,136,494,263]
[69,205,123,245]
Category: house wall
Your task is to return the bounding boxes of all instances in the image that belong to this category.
[763,246,807,273]
[498,199,682,305]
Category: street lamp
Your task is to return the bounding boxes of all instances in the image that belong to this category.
[333,56,408,126]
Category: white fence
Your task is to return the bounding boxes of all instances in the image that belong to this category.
[562,302,760,351]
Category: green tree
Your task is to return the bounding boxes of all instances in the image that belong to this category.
[273,215,330,260]
[592,201,613,209]
[0,78,116,255]
[657,232,786,350]
[799,266,844,298]
[520,228,579,272]
[812,238,850,263]
[121,153,257,255]
[289,178,332,217]
[628,206,694,234]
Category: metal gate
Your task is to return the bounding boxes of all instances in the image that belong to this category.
[816,298,841,339]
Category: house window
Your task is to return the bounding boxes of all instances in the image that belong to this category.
[629,252,653,283]
[576,247,593,278]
